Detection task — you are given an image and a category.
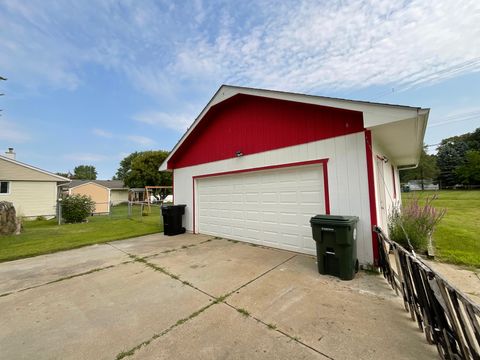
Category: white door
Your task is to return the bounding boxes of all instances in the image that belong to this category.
[375,157,387,231]
[196,164,326,255]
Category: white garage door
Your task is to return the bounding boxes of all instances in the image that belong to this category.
[196,164,326,255]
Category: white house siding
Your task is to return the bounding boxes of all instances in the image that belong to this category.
[0,181,58,217]
[0,158,62,181]
[173,131,374,265]
[371,136,402,235]
[110,189,129,205]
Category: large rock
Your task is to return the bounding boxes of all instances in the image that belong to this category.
[0,202,19,235]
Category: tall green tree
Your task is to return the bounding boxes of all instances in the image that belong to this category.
[399,145,439,189]
[121,151,171,188]
[73,165,97,180]
[114,151,139,180]
[455,150,480,186]
[435,127,480,188]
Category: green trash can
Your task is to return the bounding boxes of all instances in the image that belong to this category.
[310,215,359,280]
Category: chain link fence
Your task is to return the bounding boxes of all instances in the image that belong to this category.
[56,201,165,225]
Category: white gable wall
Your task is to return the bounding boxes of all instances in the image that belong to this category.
[173,131,374,265]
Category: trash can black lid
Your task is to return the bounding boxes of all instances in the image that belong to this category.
[162,204,186,208]
[310,215,359,224]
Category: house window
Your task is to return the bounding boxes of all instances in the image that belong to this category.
[0,181,9,194]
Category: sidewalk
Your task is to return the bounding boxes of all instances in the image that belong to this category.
[423,260,480,304]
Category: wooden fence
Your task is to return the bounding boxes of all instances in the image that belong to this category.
[374,227,480,360]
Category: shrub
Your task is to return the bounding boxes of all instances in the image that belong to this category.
[388,195,446,253]
[61,194,95,223]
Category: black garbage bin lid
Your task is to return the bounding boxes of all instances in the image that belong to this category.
[310,215,359,224]
[162,204,186,208]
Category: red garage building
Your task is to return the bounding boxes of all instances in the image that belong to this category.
[159,85,429,265]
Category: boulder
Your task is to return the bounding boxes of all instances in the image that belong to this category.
[0,201,19,235]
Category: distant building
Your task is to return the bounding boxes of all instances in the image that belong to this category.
[64,180,129,214]
[406,180,439,191]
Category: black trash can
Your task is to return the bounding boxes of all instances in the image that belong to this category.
[161,204,186,236]
[310,215,359,280]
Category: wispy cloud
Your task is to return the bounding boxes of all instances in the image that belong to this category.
[0,119,30,143]
[1,0,479,97]
[172,1,480,92]
[133,111,193,132]
[126,135,155,146]
[64,153,108,162]
[92,127,155,146]
[92,128,113,138]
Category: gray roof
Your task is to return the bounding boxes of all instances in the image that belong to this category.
[67,180,127,190]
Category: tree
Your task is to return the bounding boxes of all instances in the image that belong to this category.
[435,127,480,188]
[55,172,72,179]
[121,151,171,188]
[114,151,139,180]
[436,138,469,188]
[73,165,97,180]
[455,150,480,186]
[399,145,439,189]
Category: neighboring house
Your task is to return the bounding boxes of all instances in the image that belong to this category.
[159,85,429,266]
[406,180,439,191]
[0,148,70,218]
[66,180,128,214]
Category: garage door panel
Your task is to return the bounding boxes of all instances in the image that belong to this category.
[197,164,325,255]
[279,191,298,203]
[300,191,323,203]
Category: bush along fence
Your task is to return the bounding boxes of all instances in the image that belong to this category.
[56,200,163,225]
[374,227,480,360]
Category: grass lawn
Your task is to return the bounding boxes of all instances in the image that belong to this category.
[403,190,480,268]
[0,204,163,263]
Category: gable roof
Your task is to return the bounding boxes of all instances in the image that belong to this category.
[67,180,127,190]
[0,155,71,182]
[159,85,429,171]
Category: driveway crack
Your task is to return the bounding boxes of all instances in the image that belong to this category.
[222,301,335,359]
[113,246,305,359]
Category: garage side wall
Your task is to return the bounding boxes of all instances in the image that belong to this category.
[110,189,129,205]
[173,132,373,264]
[70,183,109,213]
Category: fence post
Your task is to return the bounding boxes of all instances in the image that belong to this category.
[128,202,132,218]
[57,199,62,225]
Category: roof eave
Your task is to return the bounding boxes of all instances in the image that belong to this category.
[159,85,430,171]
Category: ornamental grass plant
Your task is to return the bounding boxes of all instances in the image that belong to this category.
[388,194,446,253]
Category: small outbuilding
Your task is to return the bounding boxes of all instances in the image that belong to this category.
[67,180,128,214]
[159,85,429,265]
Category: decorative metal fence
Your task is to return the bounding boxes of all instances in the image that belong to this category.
[374,227,480,360]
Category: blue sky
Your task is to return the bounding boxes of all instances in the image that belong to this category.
[1,0,479,179]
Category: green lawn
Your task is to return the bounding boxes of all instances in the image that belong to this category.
[403,190,480,268]
[0,204,163,263]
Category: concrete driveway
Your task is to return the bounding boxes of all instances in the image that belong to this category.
[0,233,437,360]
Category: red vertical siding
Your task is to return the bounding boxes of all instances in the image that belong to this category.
[168,94,363,169]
